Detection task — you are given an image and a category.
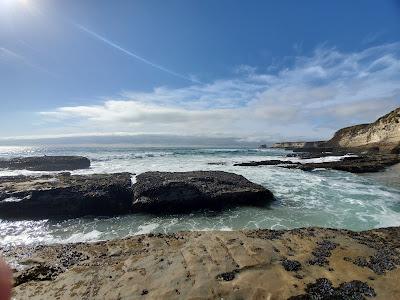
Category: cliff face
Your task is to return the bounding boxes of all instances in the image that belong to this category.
[326,107,400,153]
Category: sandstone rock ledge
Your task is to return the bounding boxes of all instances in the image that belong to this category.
[2,227,400,299]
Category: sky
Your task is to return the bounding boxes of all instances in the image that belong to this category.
[1,0,400,143]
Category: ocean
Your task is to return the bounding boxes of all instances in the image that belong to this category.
[0,145,399,246]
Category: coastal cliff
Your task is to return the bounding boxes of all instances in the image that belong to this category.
[271,107,400,153]
[326,107,400,153]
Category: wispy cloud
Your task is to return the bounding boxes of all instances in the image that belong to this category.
[0,46,53,75]
[75,24,200,84]
[40,43,400,142]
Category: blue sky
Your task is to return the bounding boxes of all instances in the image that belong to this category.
[1,0,400,142]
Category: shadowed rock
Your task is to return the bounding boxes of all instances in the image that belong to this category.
[0,173,132,219]
[132,171,274,213]
[0,156,91,171]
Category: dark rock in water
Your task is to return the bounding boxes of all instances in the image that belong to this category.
[207,162,227,166]
[283,154,400,173]
[234,160,298,166]
[0,156,91,171]
[132,171,274,213]
[0,173,132,219]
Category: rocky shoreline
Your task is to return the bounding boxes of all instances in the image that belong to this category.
[2,226,400,299]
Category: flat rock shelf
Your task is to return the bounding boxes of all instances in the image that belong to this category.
[2,227,400,299]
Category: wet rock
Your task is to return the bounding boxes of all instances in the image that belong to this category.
[282,259,302,272]
[308,240,337,267]
[351,248,399,275]
[0,173,133,219]
[289,278,376,300]
[234,160,298,167]
[283,154,400,173]
[14,264,62,286]
[216,270,237,281]
[0,156,90,171]
[132,171,274,213]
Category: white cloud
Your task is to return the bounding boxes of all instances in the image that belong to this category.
[40,43,400,142]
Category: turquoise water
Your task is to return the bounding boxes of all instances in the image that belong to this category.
[0,145,399,246]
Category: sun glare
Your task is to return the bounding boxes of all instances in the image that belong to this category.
[1,0,29,10]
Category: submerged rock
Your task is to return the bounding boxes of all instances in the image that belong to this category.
[132,171,274,212]
[0,156,91,171]
[0,173,132,219]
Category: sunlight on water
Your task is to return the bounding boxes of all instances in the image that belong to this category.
[0,145,399,246]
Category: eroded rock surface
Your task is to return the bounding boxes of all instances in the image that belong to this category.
[2,227,400,299]
[132,171,274,212]
[0,156,91,171]
[0,173,133,218]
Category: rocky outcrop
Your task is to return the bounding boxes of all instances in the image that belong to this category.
[3,227,400,299]
[326,107,400,153]
[0,173,133,219]
[0,171,274,219]
[235,155,400,173]
[234,160,298,167]
[283,155,400,173]
[132,171,274,212]
[0,156,91,171]
[271,141,326,150]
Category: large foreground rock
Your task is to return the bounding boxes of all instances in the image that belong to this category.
[0,173,132,219]
[3,227,400,299]
[0,156,91,171]
[132,171,274,212]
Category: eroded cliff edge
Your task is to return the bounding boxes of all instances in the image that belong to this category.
[271,107,400,154]
[325,107,400,153]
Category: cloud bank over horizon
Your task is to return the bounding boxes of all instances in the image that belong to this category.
[36,43,400,142]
